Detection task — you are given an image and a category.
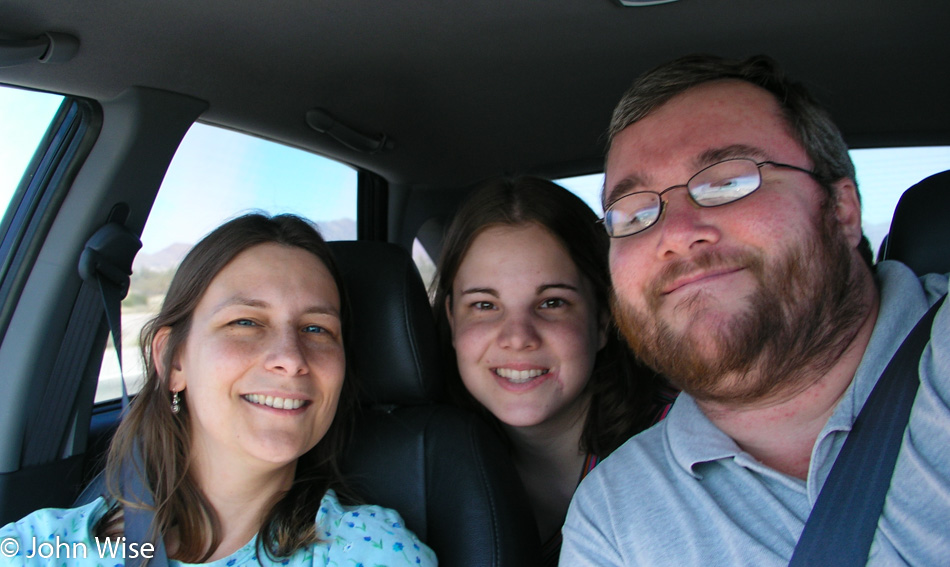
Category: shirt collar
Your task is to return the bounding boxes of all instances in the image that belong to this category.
[665,392,741,478]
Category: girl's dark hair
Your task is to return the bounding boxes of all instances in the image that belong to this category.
[99,213,358,562]
[432,177,667,457]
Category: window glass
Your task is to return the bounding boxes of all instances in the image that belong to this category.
[556,146,950,257]
[0,85,64,218]
[850,146,950,256]
[555,174,604,217]
[412,237,437,296]
[96,123,357,402]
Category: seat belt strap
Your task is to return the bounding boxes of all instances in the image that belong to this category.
[94,271,131,409]
[789,293,946,566]
[22,213,141,466]
[122,443,170,567]
[22,281,103,466]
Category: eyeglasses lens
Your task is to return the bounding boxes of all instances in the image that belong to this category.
[605,193,661,237]
[688,159,761,207]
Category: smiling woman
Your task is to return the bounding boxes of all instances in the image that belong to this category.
[158,243,346,472]
[0,214,436,566]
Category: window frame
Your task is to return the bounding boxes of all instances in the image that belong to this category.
[0,96,100,342]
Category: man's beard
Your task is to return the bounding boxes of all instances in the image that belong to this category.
[612,202,870,404]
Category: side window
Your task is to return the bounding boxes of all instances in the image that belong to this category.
[95,123,357,402]
[849,146,950,256]
[0,85,65,226]
[413,238,437,293]
[556,174,604,217]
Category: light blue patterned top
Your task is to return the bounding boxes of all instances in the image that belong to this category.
[0,489,436,566]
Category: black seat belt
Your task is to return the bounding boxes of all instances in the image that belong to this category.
[789,294,946,566]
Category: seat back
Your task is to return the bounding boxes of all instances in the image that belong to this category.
[881,169,950,275]
[329,241,540,567]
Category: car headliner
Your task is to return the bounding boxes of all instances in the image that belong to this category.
[1,0,948,187]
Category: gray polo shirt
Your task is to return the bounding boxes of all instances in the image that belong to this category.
[561,261,949,566]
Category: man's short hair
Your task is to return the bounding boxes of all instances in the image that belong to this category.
[608,54,855,185]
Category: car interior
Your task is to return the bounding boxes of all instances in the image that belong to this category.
[0,1,949,565]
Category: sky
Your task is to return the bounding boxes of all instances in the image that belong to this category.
[0,87,64,204]
[3,83,950,257]
[142,123,357,253]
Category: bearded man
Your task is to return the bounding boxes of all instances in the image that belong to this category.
[560,55,949,566]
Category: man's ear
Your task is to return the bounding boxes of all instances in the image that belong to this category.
[152,326,184,391]
[831,177,864,249]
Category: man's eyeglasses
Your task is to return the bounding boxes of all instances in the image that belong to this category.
[600,158,819,238]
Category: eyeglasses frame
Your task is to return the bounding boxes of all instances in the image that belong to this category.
[599,158,821,238]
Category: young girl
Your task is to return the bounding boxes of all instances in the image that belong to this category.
[433,177,674,565]
[1,214,436,566]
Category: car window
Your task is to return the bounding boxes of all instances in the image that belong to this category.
[555,174,604,217]
[0,85,65,224]
[850,146,950,255]
[556,146,950,257]
[413,238,437,294]
[95,122,357,402]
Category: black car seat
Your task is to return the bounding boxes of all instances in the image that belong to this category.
[329,240,540,567]
[881,169,950,275]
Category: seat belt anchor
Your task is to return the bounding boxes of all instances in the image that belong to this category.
[78,221,142,297]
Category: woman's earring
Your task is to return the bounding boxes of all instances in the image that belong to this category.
[171,390,181,414]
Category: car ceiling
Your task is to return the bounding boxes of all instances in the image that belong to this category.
[1,0,949,188]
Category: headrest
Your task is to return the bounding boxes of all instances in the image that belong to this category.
[329,241,443,405]
[882,169,950,276]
